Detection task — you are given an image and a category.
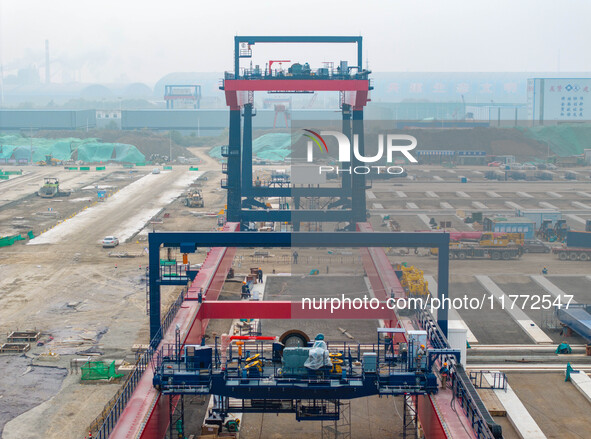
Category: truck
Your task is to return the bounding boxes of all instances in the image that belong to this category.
[431,232,525,260]
[37,178,71,198]
[183,189,204,208]
[553,231,591,261]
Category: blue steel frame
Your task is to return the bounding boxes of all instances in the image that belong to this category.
[223,36,370,229]
[233,36,363,78]
[148,231,450,343]
[164,84,202,109]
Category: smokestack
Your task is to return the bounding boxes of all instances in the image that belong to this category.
[45,39,50,84]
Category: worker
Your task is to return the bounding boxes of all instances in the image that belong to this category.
[257,267,263,283]
[439,362,449,389]
[542,266,548,275]
[241,281,250,299]
[416,344,425,370]
[293,250,298,264]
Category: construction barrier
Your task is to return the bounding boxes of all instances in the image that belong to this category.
[189,166,199,171]
[135,163,146,166]
[96,166,106,171]
[80,166,90,171]
[163,166,172,170]
[0,175,8,180]
[0,231,32,247]
[68,167,78,170]
[123,164,134,168]
[81,360,124,381]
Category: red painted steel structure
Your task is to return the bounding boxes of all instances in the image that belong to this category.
[110,223,238,439]
[358,222,476,438]
[223,79,370,110]
[113,221,475,439]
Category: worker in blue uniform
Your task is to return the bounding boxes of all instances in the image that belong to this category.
[241,281,251,299]
[439,362,449,389]
[542,266,548,275]
[257,267,263,283]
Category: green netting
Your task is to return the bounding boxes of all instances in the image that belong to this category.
[81,360,123,381]
[0,134,145,163]
[519,123,591,157]
[210,132,301,161]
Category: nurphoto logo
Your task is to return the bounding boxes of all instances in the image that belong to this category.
[302,129,418,175]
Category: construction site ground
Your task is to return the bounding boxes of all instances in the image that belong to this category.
[1,156,591,437]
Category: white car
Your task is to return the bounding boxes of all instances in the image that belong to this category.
[102,236,119,248]
[152,168,160,174]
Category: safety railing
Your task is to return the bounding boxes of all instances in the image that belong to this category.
[91,287,186,438]
[416,309,500,439]
[469,370,508,392]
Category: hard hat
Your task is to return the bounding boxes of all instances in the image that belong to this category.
[315,333,325,340]
[444,362,448,366]
[420,344,425,349]
[243,281,246,284]
[259,267,261,270]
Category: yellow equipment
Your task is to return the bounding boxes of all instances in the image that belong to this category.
[244,359,263,372]
[479,232,524,246]
[329,353,343,374]
[246,353,261,363]
[399,265,429,296]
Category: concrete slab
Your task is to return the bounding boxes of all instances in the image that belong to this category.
[448,276,531,345]
[366,190,376,199]
[456,191,470,198]
[424,275,477,344]
[417,214,431,227]
[569,371,591,405]
[546,191,563,198]
[530,275,577,303]
[576,191,591,198]
[483,373,547,439]
[572,201,591,209]
[516,192,534,198]
[505,201,524,210]
[261,275,378,343]
[472,201,488,209]
[486,191,502,198]
[406,202,418,209]
[372,203,383,209]
[440,202,454,209]
[475,276,553,344]
[539,201,559,210]
[433,175,444,182]
[566,214,587,225]
[396,191,407,198]
[425,191,439,198]
[544,276,591,304]
[505,372,591,439]
[546,192,562,198]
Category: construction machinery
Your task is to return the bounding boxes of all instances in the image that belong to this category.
[37,155,61,166]
[553,231,591,261]
[539,219,570,242]
[397,264,429,296]
[431,232,524,260]
[183,189,204,208]
[37,178,71,198]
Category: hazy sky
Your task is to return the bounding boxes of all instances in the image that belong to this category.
[1,0,590,84]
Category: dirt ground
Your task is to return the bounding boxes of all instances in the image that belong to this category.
[1,152,591,438]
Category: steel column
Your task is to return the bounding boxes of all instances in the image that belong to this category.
[437,241,449,337]
[351,109,366,224]
[241,103,253,190]
[341,104,352,200]
[149,237,162,343]
[227,109,241,222]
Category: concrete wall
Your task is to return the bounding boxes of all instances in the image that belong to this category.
[0,110,96,130]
